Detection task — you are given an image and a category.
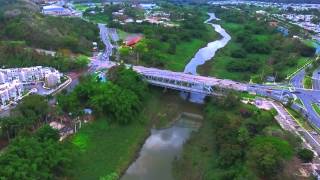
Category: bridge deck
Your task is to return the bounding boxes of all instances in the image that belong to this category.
[90,60,248,93]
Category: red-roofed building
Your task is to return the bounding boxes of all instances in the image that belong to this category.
[126,36,142,46]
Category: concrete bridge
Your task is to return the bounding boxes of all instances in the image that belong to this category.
[91,59,248,95]
[133,66,248,95]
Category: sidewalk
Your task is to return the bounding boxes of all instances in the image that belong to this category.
[271,101,320,158]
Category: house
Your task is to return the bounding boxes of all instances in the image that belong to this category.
[125,36,142,46]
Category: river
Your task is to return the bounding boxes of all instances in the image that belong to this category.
[121,114,201,180]
[121,13,231,179]
[183,13,231,103]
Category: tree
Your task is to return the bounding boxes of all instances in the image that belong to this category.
[35,125,60,142]
[0,116,28,141]
[75,55,90,68]
[133,41,148,64]
[298,148,314,163]
[247,136,293,177]
[108,64,147,100]
[119,46,131,62]
[90,83,141,125]
[0,136,70,179]
[14,95,49,126]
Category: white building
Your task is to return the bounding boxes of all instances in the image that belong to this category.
[42,4,71,16]
[0,66,62,109]
[0,80,23,108]
[45,72,61,88]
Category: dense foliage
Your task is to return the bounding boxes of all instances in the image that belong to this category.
[0,41,89,72]
[109,4,215,68]
[174,93,303,179]
[0,127,69,179]
[57,65,148,125]
[206,7,316,82]
[0,94,70,179]
[0,0,99,55]
[0,95,50,141]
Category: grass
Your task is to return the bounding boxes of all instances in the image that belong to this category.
[163,39,208,71]
[173,102,280,179]
[67,119,148,180]
[84,13,109,24]
[294,98,304,108]
[66,88,203,179]
[197,18,311,83]
[302,39,317,48]
[117,29,129,40]
[283,57,310,77]
[173,117,216,179]
[286,108,313,131]
[162,24,219,72]
[312,103,320,117]
[73,4,90,12]
[303,76,312,89]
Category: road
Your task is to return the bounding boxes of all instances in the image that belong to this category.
[290,68,305,89]
[271,101,320,155]
[313,68,320,90]
[98,23,113,62]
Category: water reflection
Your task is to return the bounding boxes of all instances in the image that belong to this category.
[121,116,200,180]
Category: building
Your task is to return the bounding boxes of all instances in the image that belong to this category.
[45,73,61,88]
[125,36,142,46]
[42,4,71,16]
[0,66,62,109]
[0,80,23,108]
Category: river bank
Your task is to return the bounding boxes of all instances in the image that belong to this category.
[119,12,230,179]
[65,88,204,179]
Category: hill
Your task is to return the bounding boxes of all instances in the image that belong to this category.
[0,0,99,55]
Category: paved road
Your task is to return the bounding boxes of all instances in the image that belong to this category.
[290,68,305,89]
[98,23,113,62]
[313,68,320,90]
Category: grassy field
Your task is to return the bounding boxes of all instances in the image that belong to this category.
[312,103,320,117]
[67,119,147,180]
[66,88,203,179]
[198,18,311,82]
[294,98,304,107]
[73,4,90,12]
[303,76,312,89]
[282,57,310,78]
[163,25,220,72]
[85,13,109,24]
[198,37,269,81]
[163,39,207,71]
[117,30,129,40]
[286,108,313,131]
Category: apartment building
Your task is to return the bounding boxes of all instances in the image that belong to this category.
[0,66,62,109]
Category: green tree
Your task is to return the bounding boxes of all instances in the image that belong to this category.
[247,136,293,177]
[133,41,148,64]
[298,148,314,163]
[14,95,49,126]
[75,55,90,68]
[35,125,60,142]
[0,136,70,179]
[108,64,147,100]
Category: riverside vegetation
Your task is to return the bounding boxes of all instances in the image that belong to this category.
[173,93,313,180]
[199,6,316,82]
